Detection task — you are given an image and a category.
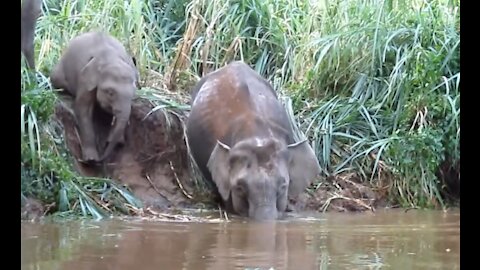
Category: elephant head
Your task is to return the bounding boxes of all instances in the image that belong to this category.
[78,55,138,162]
[207,137,320,221]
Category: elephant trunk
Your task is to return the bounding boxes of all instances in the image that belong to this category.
[99,107,131,161]
[250,204,278,221]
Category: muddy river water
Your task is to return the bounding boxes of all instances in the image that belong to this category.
[21,209,459,270]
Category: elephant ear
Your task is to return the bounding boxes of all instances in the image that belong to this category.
[287,140,321,197]
[79,57,99,92]
[133,66,141,89]
[207,140,231,201]
[122,56,141,89]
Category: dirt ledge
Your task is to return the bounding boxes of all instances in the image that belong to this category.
[55,96,387,215]
[52,93,214,212]
[295,173,387,213]
[47,91,388,217]
[23,84,398,220]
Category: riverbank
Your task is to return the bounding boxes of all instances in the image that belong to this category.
[21,70,458,221]
[21,0,460,221]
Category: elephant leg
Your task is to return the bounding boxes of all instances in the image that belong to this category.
[22,44,35,70]
[286,201,295,212]
[74,91,99,163]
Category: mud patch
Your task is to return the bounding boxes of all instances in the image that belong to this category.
[437,158,460,205]
[53,94,209,211]
[21,197,45,221]
[290,173,385,213]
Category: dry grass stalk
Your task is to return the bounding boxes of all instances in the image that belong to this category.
[166,0,203,91]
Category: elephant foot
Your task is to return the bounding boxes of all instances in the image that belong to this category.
[286,201,296,212]
[80,147,100,164]
[98,141,122,162]
[106,132,126,145]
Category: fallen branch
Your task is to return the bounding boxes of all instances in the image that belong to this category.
[145,173,169,201]
[321,192,375,212]
[91,196,114,213]
[169,160,194,200]
[124,204,226,222]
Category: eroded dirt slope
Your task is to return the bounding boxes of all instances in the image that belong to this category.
[54,94,207,211]
[52,91,384,215]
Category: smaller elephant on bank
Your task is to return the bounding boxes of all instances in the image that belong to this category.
[50,31,140,163]
[21,0,42,70]
[186,61,321,221]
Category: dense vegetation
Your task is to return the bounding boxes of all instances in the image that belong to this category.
[21,0,460,218]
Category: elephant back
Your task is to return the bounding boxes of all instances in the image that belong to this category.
[186,61,294,182]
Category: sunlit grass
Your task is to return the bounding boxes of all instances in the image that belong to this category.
[282,0,459,208]
[21,0,460,218]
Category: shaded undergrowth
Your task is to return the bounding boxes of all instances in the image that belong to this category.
[21,0,460,219]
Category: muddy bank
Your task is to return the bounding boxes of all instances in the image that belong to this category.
[20,73,411,220]
[48,90,388,217]
[53,92,214,212]
[296,174,383,213]
[21,197,45,221]
[21,81,458,220]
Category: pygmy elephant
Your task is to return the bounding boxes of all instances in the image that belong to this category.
[50,31,140,163]
[21,0,42,70]
[186,61,321,221]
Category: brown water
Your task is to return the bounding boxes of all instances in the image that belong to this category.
[21,209,459,270]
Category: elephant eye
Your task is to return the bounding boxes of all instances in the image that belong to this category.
[235,184,246,195]
[234,179,247,194]
[230,155,251,169]
[104,87,115,97]
[229,155,241,165]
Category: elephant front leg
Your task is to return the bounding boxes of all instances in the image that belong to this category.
[74,92,100,163]
[22,44,35,70]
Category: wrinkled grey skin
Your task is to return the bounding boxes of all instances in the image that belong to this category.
[186,61,321,221]
[21,0,42,70]
[50,31,140,163]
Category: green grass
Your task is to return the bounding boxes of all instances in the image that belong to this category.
[21,0,460,218]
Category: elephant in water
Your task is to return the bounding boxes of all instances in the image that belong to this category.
[186,61,321,221]
[50,31,140,164]
[21,0,42,70]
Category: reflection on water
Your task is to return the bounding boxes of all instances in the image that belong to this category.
[21,209,460,270]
